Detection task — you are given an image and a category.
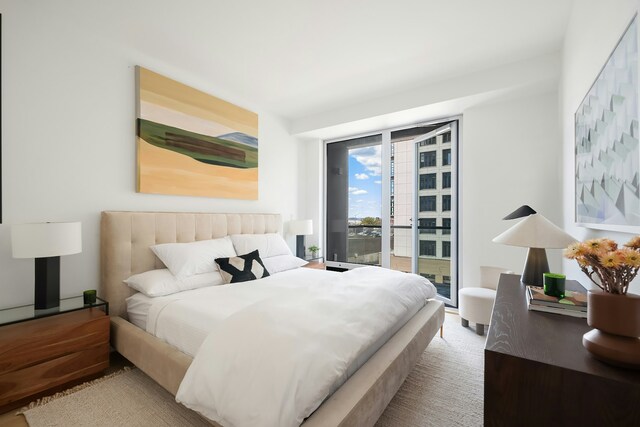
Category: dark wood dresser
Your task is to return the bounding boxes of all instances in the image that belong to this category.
[0,297,109,410]
[485,274,640,426]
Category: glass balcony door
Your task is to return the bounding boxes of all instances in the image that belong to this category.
[325,120,458,306]
[412,122,458,305]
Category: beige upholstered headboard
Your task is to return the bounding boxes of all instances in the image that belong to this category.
[100,211,282,318]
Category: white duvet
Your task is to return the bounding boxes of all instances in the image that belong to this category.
[170,266,436,427]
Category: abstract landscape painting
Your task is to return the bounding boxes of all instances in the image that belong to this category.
[136,66,258,199]
[575,15,639,229]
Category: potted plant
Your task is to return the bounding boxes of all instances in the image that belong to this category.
[308,245,320,259]
[564,237,640,368]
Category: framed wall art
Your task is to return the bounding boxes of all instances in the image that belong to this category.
[136,66,259,200]
[575,14,639,231]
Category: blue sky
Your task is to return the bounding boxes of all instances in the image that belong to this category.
[348,146,382,218]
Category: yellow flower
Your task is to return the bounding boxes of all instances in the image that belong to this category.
[601,239,618,251]
[563,242,585,259]
[584,239,609,255]
[620,248,640,268]
[599,251,622,268]
[625,236,640,249]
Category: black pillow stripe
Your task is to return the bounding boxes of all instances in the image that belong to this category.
[215,249,270,283]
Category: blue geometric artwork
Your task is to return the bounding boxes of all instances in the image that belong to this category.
[575,15,639,228]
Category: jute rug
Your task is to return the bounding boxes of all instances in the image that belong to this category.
[22,313,485,427]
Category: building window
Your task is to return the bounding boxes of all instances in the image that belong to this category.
[443,275,451,284]
[391,178,394,195]
[421,273,436,281]
[442,218,451,235]
[420,151,436,168]
[420,240,436,256]
[390,161,394,177]
[391,197,394,216]
[420,195,437,212]
[442,241,451,258]
[442,149,452,166]
[442,132,451,143]
[419,173,437,190]
[420,218,436,234]
[442,172,451,189]
[442,195,451,211]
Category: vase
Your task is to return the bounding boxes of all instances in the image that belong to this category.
[582,290,640,369]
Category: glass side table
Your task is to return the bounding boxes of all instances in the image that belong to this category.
[0,296,109,327]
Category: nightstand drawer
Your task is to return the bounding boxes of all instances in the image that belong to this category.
[0,309,109,375]
[0,343,109,407]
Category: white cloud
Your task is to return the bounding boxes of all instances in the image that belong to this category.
[350,145,382,176]
[374,180,382,184]
[355,173,369,180]
[349,186,368,195]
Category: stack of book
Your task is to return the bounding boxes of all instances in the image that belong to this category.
[525,285,588,318]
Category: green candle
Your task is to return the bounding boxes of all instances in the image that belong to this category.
[543,273,566,298]
[83,289,97,305]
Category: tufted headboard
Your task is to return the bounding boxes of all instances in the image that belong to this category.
[100,211,282,318]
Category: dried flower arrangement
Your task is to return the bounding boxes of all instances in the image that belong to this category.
[564,237,640,295]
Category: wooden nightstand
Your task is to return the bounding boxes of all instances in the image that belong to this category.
[0,296,110,410]
[303,258,326,270]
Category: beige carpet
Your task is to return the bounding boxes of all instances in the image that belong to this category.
[376,313,485,426]
[22,313,485,427]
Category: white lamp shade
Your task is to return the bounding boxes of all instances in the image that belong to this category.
[12,222,82,258]
[288,219,313,236]
[492,214,575,249]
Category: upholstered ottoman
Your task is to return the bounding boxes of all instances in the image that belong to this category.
[458,287,496,335]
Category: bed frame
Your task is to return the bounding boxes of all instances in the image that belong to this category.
[100,211,445,426]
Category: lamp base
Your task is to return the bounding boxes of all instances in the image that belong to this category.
[521,248,549,286]
[296,235,305,258]
[35,256,60,310]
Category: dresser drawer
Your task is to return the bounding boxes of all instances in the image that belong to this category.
[0,309,109,375]
[0,342,109,407]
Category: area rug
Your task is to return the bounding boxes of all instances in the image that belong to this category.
[21,368,211,427]
[22,313,484,427]
[375,313,485,426]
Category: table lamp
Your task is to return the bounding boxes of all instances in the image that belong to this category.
[492,213,575,286]
[288,220,313,258]
[11,222,82,309]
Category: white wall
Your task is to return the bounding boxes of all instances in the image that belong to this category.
[461,91,563,286]
[561,0,640,294]
[0,2,301,308]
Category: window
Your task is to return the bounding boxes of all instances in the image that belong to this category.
[391,197,394,216]
[442,172,451,189]
[420,218,436,234]
[442,241,451,258]
[390,161,395,177]
[419,173,436,190]
[442,195,451,211]
[442,132,451,143]
[420,240,436,256]
[442,149,452,166]
[420,151,436,168]
[421,273,436,281]
[420,195,436,212]
[443,275,451,284]
[442,218,451,235]
[391,178,394,195]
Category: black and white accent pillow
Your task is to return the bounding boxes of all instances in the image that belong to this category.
[215,250,270,284]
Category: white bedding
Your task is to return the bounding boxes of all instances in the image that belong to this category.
[170,266,437,427]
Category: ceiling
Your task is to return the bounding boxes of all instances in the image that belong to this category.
[68,0,574,122]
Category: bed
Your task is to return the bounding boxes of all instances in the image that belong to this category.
[100,211,445,426]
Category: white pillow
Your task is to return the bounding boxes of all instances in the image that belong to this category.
[124,269,225,297]
[150,237,237,278]
[262,254,308,274]
[230,233,292,258]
